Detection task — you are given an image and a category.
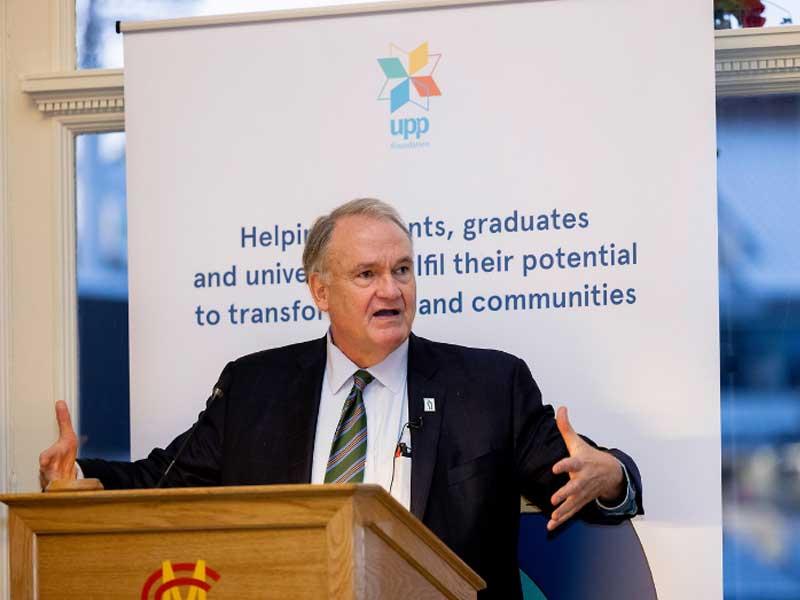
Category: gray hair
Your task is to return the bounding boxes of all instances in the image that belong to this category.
[302,198,412,275]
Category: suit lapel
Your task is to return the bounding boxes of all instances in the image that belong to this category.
[408,334,446,520]
[283,336,327,484]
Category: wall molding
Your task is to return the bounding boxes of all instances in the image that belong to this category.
[22,70,123,116]
[15,28,800,119]
[716,25,800,96]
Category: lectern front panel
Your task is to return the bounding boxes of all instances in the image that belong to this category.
[36,527,327,599]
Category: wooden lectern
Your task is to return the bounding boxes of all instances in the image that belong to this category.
[1,484,485,599]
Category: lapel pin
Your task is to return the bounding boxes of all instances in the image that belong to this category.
[424,398,436,412]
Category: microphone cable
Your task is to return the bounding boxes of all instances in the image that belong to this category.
[389,417,422,495]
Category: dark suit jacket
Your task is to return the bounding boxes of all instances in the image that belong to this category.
[80,334,643,600]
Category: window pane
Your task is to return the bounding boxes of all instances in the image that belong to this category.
[76,0,399,69]
[718,95,800,598]
[76,132,130,460]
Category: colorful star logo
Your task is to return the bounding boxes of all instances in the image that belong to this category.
[377,42,442,114]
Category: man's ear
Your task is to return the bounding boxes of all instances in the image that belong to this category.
[308,272,329,312]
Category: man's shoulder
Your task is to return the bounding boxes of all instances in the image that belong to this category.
[411,334,525,371]
[231,336,326,370]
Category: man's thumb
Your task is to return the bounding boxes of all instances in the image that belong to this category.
[556,406,580,451]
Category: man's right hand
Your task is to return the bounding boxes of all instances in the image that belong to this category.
[38,400,78,490]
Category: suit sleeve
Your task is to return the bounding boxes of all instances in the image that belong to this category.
[77,362,234,490]
[510,357,644,523]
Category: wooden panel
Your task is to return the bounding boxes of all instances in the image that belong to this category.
[362,525,453,600]
[36,526,327,599]
[9,511,34,599]
[326,500,355,600]
[353,492,482,598]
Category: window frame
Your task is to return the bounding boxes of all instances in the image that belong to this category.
[21,71,125,435]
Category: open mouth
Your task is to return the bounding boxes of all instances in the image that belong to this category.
[373,309,401,318]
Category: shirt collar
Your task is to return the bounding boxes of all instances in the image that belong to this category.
[326,331,409,395]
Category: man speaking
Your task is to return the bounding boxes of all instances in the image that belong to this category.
[40,198,643,599]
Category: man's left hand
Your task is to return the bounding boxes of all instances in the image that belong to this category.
[547,406,625,531]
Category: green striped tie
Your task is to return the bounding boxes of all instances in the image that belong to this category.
[325,370,374,483]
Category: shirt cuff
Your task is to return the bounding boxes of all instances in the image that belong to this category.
[595,460,637,516]
[75,461,84,480]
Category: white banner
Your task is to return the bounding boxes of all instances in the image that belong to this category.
[123,1,720,597]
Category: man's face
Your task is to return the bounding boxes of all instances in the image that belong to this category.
[309,214,416,367]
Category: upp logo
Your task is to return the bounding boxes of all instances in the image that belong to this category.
[377,42,442,146]
[140,560,220,600]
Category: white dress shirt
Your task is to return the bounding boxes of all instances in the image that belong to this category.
[310,333,412,509]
